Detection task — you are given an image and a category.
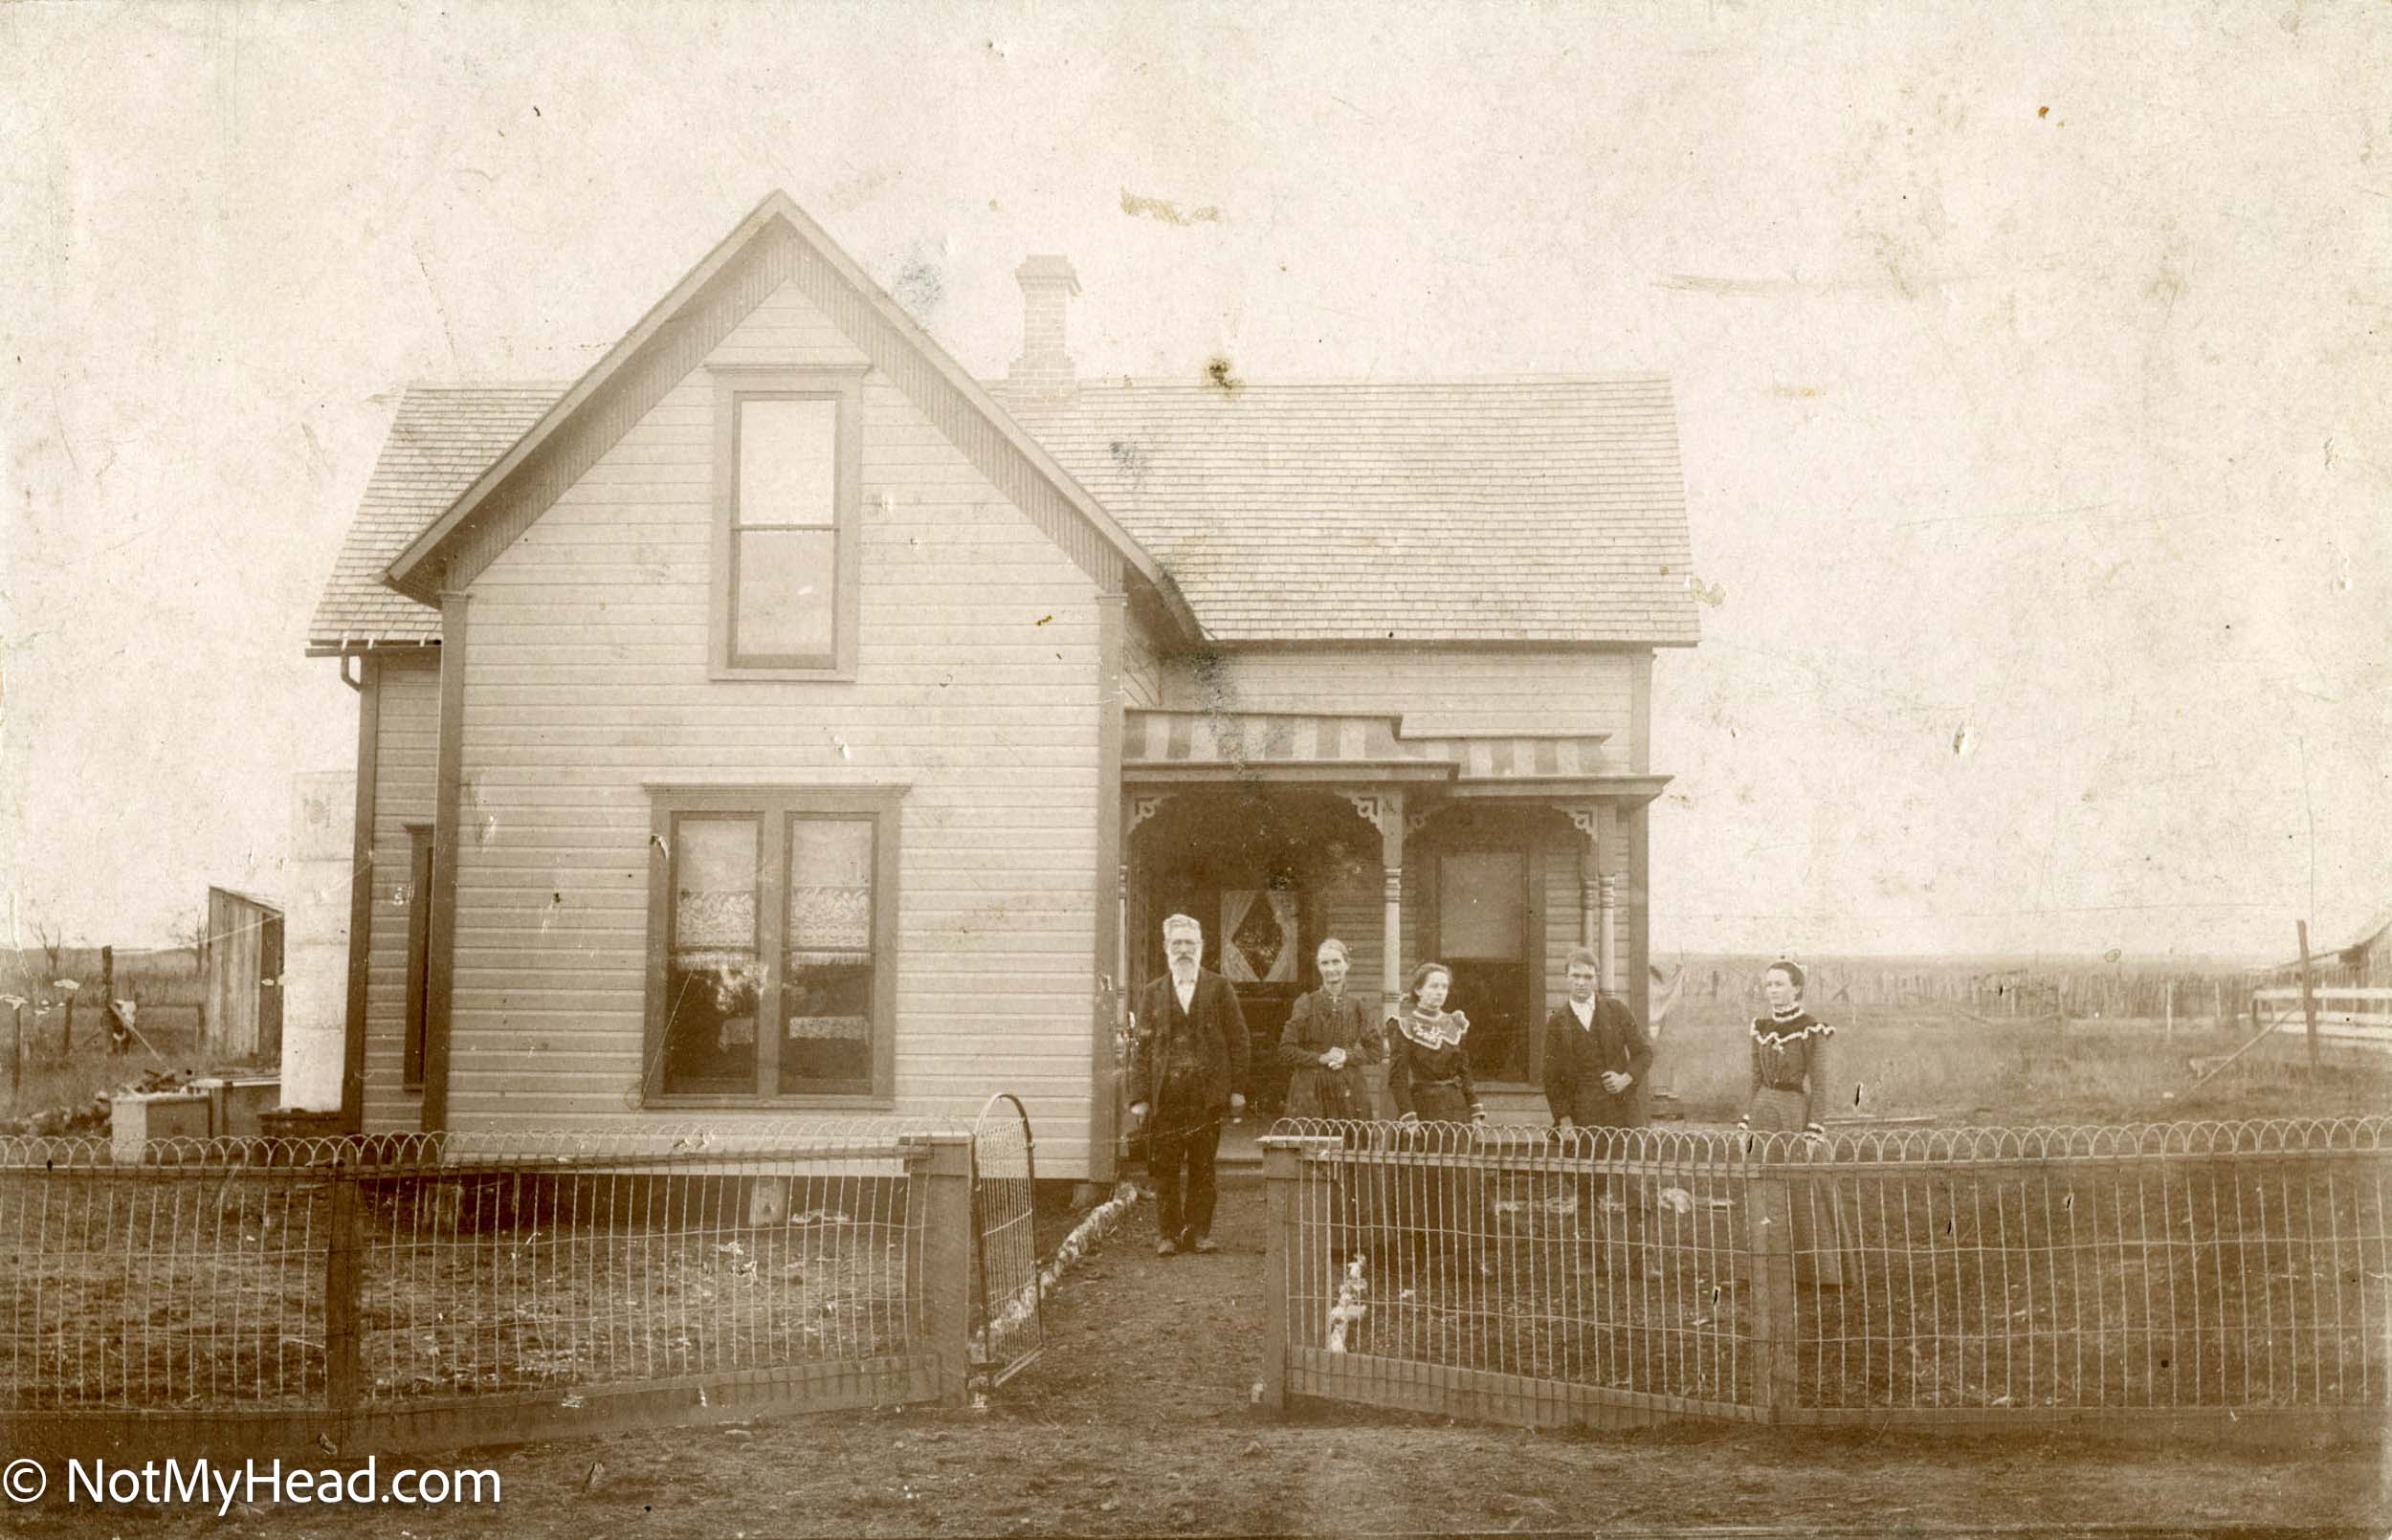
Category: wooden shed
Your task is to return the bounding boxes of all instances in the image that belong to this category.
[203,886,284,1061]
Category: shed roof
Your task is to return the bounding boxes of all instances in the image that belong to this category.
[312,374,1700,651]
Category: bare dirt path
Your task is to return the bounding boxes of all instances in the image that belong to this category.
[16,1182,2387,1538]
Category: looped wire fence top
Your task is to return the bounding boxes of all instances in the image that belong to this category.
[0,1116,977,1172]
[1265,1113,2392,1166]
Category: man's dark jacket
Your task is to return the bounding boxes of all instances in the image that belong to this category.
[1542,993,1653,1130]
[1130,969,1251,1116]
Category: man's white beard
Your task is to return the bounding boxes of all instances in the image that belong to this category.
[1170,959,1197,982]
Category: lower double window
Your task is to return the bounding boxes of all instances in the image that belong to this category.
[645,786,902,1103]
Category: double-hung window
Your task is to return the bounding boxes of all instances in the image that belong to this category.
[710,368,865,678]
[644,786,901,1104]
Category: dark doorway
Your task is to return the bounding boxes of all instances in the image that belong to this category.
[1416,805,1549,1088]
[1131,789,1380,1117]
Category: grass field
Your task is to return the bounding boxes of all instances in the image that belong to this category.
[1647,993,2359,1126]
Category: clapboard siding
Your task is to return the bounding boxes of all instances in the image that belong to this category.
[1159,648,1634,759]
[360,655,439,1133]
[421,278,1105,1173]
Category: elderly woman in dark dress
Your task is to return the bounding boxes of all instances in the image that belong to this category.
[1739,958,1844,1287]
[1278,938,1380,1119]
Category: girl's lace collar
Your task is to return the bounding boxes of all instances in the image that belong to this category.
[1399,1006,1469,1049]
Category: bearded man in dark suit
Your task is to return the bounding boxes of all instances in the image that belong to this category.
[1128,913,1250,1255]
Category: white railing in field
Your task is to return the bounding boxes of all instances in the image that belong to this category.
[2249,987,2392,1054]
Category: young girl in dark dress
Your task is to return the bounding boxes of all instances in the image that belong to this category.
[1382,962,1486,1267]
[1386,961,1482,1126]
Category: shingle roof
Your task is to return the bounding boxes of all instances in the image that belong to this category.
[308,385,563,650]
[1011,377,1698,644]
[311,376,1700,649]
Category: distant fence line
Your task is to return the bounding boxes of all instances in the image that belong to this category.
[1259,1116,2391,1441]
[1672,959,2268,1020]
[0,1119,1009,1461]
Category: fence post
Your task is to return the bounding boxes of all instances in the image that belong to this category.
[1742,1147,1799,1420]
[912,1133,975,1406]
[2295,922,2322,1073]
[1260,1135,1302,1412]
[323,1155,364,1435]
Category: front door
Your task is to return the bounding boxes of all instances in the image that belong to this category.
[1436,847,1532,1083]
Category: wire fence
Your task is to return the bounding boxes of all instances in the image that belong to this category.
[0,1120,983,1451]
[1262,1116,2392,1434]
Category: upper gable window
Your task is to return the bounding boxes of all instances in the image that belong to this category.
[711,369,865,678]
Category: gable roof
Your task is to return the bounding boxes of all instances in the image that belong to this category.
[310,199,1700,652]
[1010,378,1698,645]
[373,191,1199,642]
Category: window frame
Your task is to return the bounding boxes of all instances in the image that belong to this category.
[708,365,868,680]
[641,784,904,1108]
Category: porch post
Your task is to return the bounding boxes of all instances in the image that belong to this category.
[1564,806,1613,992]
[1347,791,1407,1021]
[1599,874,1620,998]
[1117,862,1130,1007]
[1123,795,1172,1002]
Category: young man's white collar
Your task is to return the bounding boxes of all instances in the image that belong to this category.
[1568,994,1596,1029]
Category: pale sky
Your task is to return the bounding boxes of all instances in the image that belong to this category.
[5,2,2387,960]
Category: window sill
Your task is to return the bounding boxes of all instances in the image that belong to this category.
[638,1093,895,1111]
[708,664,858,684]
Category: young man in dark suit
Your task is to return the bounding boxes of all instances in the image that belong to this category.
[1128,913,1251,1255]
[1543,946,1656,1270]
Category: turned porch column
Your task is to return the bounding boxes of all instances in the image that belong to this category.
[1122,795,1173,1004]
[1565,806,1618,993]
[1347,791,1407,1021]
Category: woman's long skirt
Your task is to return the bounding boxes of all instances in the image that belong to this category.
[1745,1087,1846,1287]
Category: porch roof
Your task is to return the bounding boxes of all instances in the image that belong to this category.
[1121,707,1667,803]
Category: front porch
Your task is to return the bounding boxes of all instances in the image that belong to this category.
[1112,706,1667,1142]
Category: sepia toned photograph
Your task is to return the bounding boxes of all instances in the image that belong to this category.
[4,4,2387,1535]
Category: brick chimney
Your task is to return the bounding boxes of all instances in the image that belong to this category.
[1008,255,1080,403]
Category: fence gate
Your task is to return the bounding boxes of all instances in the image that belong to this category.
[969,1092,1042,1387]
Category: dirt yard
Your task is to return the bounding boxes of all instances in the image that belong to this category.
[16,1180,2385,1538]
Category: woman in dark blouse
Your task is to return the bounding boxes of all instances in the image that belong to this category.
[1739,958,1844,1286]
[1740,959,1834,1137]
[1278,938,1380,1120]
